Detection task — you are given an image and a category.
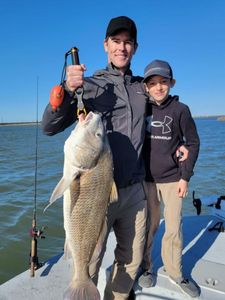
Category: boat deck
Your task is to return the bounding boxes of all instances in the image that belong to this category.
[0,215,225,300]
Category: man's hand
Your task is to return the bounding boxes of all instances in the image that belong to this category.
[177,179,188,198]
[66,64,86,92]
[176,145,189,162]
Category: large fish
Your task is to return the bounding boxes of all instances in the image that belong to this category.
[45,112,118,300]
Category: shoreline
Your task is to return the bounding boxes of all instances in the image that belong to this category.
[1,115,225,126]
[0,122,41,127]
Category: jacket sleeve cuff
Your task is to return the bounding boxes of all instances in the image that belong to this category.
[63,81,76,98]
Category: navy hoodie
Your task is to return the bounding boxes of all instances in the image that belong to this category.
[144,95,200,183]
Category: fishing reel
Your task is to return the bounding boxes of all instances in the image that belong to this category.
[50,47,85,114]
[30,224,46,240]
[29,217,46,277]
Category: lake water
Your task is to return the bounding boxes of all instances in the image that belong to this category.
[0,119,224,284]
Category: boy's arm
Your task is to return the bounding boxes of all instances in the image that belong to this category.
[179,106,200,181]
[177,179,188,198]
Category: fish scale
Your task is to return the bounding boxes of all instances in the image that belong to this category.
[67,150,113,266]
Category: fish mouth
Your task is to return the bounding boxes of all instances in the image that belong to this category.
[78,112,87,123]
[78,111,101,125]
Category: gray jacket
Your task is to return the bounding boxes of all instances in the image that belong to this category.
[42,63,148,188]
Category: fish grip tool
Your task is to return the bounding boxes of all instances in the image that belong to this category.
[49,47,86,117]
[70,47,86,117]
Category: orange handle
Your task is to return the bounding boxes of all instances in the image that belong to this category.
[49,85,64,112]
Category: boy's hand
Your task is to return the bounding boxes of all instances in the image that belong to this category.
[176,145,189,162]
[177,179,188,198]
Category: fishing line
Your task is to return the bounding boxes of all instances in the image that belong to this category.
[33,76,39,217]
[30,77,45,277]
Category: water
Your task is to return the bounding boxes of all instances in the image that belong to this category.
[0,119,224,285]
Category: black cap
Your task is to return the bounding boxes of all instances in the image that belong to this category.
[105,16,137,44]
[144,60,173,81]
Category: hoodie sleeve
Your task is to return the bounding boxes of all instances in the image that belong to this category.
[42,86,78,136]
[179,105,200,181]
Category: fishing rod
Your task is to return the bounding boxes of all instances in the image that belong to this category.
[30,77,45,277]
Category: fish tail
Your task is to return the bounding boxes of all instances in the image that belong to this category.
[63,278,100,300]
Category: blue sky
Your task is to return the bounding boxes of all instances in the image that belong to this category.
[1,0,225,122]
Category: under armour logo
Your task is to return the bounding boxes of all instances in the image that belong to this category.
[151,116,173,134]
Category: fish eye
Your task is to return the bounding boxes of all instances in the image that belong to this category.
[96,132,102,138]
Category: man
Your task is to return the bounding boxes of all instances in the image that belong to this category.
[42,16,147,299]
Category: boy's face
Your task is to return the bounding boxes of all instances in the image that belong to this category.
[145,75,175,105]
[104,31,137,74]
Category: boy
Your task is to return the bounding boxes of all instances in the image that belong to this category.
[138,59,200,298]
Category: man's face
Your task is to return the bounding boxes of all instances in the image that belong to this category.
[104,31,137,73]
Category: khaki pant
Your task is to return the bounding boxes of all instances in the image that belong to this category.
[89,182,147,300]
[142,181,183,279]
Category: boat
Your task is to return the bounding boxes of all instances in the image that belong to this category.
[0,213,225,300]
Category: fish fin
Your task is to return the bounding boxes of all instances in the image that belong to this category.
[109,181,118,203]
[89,219,107,265]
[43,177,68,212]
[43,170,79,212]
[64,278,100,300]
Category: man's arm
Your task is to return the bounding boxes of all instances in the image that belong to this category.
[176,144,188,161]
[42,90,77,135]
[42,64,86,136]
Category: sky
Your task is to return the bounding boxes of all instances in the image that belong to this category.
[1,0,225,122]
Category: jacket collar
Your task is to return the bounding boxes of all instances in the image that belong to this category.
[150,95,179,109]
[93,63,132,77]
[93,63,133,84]
[107,62,132,76]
